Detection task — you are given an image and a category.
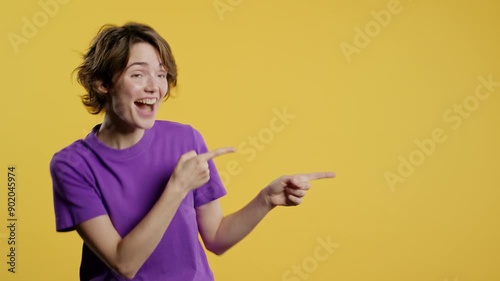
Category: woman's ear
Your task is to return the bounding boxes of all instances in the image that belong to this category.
[92,80,109,95]
[95,81,108,94]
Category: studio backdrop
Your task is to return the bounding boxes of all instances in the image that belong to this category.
[1,0,499,280]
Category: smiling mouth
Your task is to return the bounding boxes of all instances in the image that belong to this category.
[134,98,157,113]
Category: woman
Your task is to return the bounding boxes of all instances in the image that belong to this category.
[50,22,335,281]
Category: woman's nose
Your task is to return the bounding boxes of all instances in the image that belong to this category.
[144,74,158,93]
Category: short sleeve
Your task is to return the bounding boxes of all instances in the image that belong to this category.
[50,148,108,232]
[191,127,227,207]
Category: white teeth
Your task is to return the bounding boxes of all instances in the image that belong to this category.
[135,98,157,105]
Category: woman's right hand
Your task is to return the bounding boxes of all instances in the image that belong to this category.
[169,147,235,193]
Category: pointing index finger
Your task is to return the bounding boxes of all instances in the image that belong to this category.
[198,147,236,161]
[302,172,336,181]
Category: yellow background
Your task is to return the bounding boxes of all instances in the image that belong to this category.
[1,0,499,280]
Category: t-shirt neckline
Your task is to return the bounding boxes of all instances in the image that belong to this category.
[85,123,154,160]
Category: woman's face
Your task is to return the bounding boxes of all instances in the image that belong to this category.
[105,42,168,132]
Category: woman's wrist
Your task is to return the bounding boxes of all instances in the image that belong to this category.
[259,188,276,211]
[163,180,189,201]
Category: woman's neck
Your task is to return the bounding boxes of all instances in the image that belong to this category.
[96,115,145,150]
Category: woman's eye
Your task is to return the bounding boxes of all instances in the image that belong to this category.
[158,73,167,79]
[131,73,142,78]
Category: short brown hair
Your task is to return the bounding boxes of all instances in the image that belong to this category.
[75,22,178,114]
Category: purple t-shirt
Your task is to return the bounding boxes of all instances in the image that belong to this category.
[50,120,226,281]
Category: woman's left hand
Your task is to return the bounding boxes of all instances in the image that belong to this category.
[262,172,336,208]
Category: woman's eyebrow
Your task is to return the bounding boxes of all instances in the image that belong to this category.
[126,62,166,70]
[126,61,148,69]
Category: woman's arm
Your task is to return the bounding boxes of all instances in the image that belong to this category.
[75,147,235,280]
[196,172,335,255]
[196,189,272,255]
[76,183,186,280]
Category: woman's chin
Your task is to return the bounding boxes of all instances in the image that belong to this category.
[137,119,156,130]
